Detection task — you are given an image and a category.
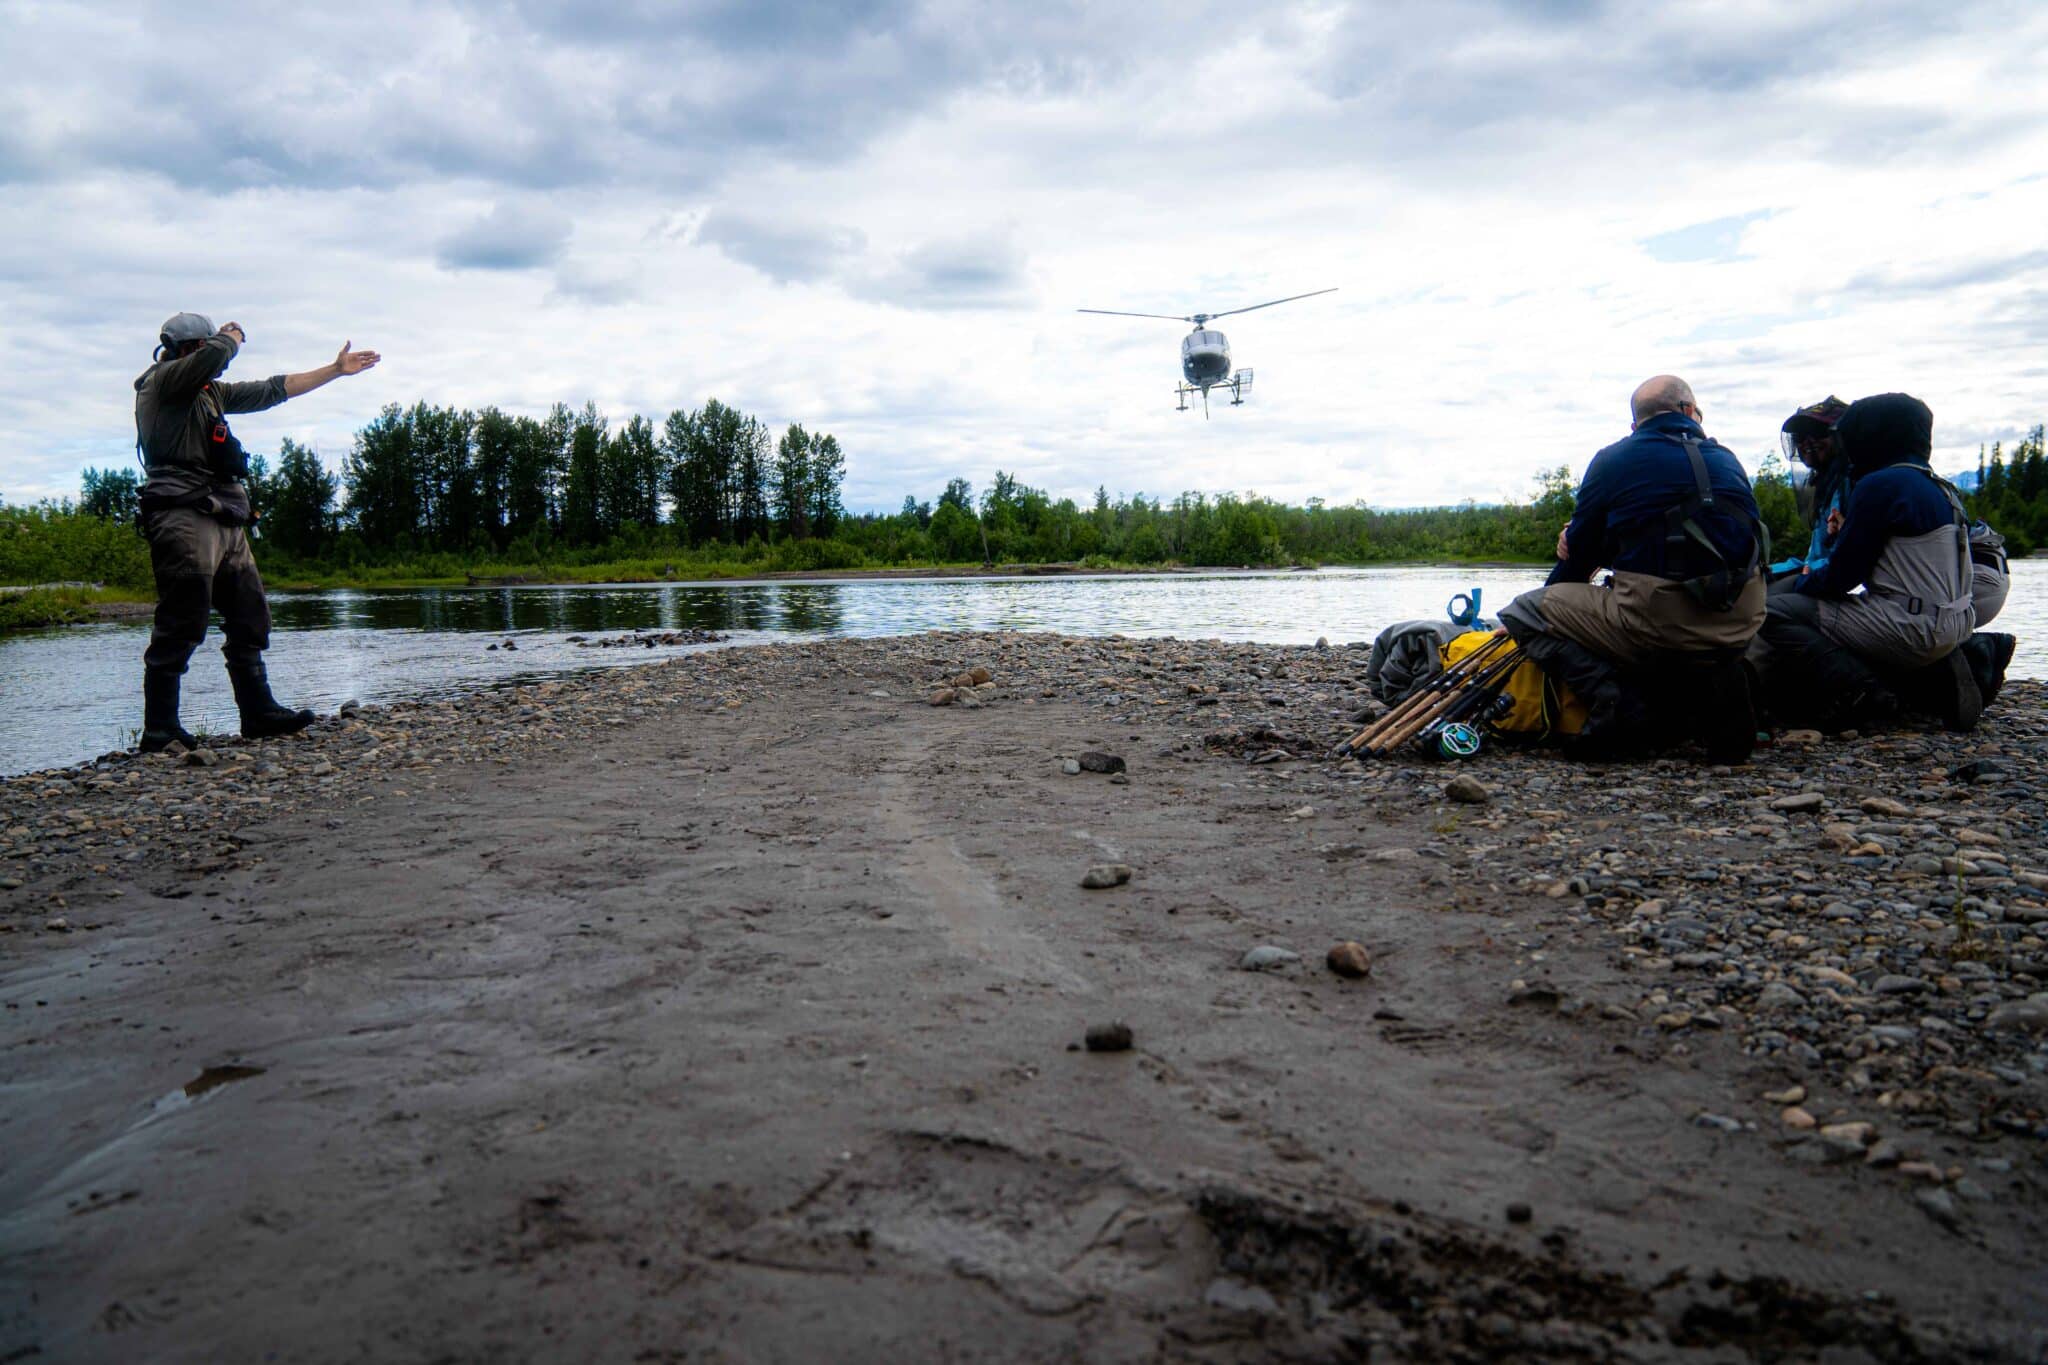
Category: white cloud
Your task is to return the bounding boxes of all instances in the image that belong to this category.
[2,0,2045,513]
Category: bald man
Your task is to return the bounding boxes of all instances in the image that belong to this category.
[1497,376,1768,762]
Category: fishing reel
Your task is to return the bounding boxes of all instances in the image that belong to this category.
[1434,722,1483,759]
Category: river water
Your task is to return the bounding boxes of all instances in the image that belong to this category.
[3,562,2043,777]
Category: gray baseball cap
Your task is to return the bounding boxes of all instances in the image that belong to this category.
[158,312,216,346]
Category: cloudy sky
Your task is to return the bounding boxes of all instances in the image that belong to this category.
[3,0,2045,512]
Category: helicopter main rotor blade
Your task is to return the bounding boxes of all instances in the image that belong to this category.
[1077,308,1194,322]
[1202,287,1338,321]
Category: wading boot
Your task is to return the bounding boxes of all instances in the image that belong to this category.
[229,662,316,740]
[139,669,197,753]
[1906,649,1983,734]
[1962,632,2016,709]
[1696,657,1757,766]
[1844,684,1902,734]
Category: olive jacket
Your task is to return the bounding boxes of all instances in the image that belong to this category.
[134,332,288,519]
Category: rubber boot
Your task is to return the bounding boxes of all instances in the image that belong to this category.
[139,669,198,753]
[229,662,316,740]
[1692,657,1757,766]
[1904,649,1983,734]
[1961,633,2016,709]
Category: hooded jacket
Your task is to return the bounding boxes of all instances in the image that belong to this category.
[1795,394,1966,602]
[134,332,288,517]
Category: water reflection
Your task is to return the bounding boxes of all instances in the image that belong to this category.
[6,562,2044,777]
[266,582,861,637]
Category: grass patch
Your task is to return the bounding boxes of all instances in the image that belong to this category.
[0,585,151,631]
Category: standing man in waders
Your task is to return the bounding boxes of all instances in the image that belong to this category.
[133,314,380,752]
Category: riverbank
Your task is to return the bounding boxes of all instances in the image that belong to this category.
[3,634,2044,1360]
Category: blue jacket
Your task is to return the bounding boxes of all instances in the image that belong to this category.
[1550,413,1762,585]
[1794,461,1956,597]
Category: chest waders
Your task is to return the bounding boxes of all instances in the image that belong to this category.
[134,374,313,752]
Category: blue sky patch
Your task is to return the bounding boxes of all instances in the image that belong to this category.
[1641,210,1773,264]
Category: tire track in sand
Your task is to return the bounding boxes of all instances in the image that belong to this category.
[870,727,1094,995]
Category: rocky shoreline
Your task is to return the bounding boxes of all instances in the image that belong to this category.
[3,632,2043,1359]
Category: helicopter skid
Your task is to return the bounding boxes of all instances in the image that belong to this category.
[1175,368,1253,417]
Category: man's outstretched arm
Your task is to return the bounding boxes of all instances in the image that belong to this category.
[284,340,381,398]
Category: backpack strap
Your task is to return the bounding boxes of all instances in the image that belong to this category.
[1666,435,1766,610]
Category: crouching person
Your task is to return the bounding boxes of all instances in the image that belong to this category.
[1498,375,1767,764]
[1749,392,2007,732]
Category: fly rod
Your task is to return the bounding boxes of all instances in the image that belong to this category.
[1344,633,1510,753]
[1367,641,1523,757]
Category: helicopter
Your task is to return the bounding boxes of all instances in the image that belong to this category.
[1078,287,1336,416]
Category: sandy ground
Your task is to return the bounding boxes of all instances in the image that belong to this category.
[2,636,2044,1362]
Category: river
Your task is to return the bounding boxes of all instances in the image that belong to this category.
[3,562,2043,777]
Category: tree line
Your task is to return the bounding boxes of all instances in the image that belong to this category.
[60,398,1578,571]
[31,411,2047,586]
[1971,425,2048,556]
[257,400,847,561]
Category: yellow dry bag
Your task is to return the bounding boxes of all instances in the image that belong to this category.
[1441,630,1588,742]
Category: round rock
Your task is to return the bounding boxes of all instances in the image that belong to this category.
[1080,863,1133,889]
[1326,941,1373,978]
[1444,774,1490,804]
[1084,1021,1134,1053]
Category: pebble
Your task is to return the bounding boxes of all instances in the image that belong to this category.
[1083,1021,1133,1053]
[1060,758,1082,776]
[1080,863,1132,889]
[1239,945,1301,972]
[1444,774,1490,804]
[1873,974,1927,996]
[1781,1106,1816,1130]
[929,688,958,707]
[1504,1202,1532,1224]
[1754,982,1807,1011]
[1769,792,1825,813]
[1762,1084,1806,1105]
[43,916,71,933]
[1983,999,2048,1032]
[1078,751,1126,774]
[183,748,218,768]
[1914,1187,1961,1229]
[1860,796,1913,817]
[1325,941,1373,978]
